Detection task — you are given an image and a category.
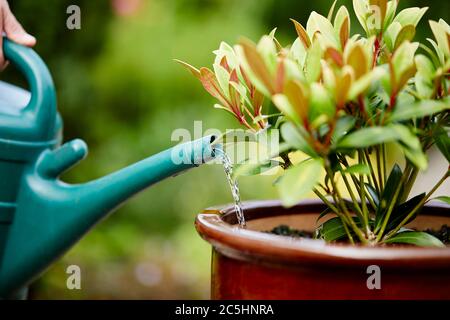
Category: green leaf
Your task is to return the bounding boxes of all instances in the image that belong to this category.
[336,126,399,148]
[290,38,307,67]
[327,0,338,21]
[336,125,427,169]
[415,54,436,79]
[384,22,402,52]
[306,11,338,48]
[384,231,445,247]
[393,7,428,28]
[375,164,403,228]
[317,207,333,222]
[415,74,435,99]
[386,193,426,232]
[332,116,356,144]
[272,94,298,122]
[390,98,450,122]
[430,20,450,57]
[392,41,419,88]
[234,160,281,177]
[308,83,335,124]
[317,217,348,241]
[383,0,398,30]
[280,122,317,157]
[365,183,380,206]
[433,196,450,205]
[427,38,445,66]
[317,217,361,241]
[353,0,369,34]
[415,54,436,99]
[434,127,450,163]
[213,64,231,98]
[334,6,350,34]
[394,24,416,50]
[305,40,323,83]
[342,164,371,175]
[397,141,428,170]
[257,35,278,74]
[277,158,323,207]
[389,125,428,170]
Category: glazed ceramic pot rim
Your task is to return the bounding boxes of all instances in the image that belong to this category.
[195,199,450,269]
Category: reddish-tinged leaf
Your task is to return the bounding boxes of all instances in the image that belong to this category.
[388,60,397,93]
[335,69,352,106]
[340,17,350,49]
[397,64,417,90]
[230,69,239,83]
[240,39,276,94]
[325,47,344,67]
[252,90,264,115]
[369,0,388,25]
[220,56,231,72]
[229,82,241,116]
[240,66,253,90]
[290,18,311,48]
[275,59,286,94]
[174,59,201,79]
[199,67,230,107]
[346,45,368,79]
[284,79,309,123]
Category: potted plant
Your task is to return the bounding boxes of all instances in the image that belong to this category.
[179,0,450,299]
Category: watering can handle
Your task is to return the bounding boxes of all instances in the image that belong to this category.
[1,37,57,141]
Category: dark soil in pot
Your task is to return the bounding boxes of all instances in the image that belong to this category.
[196,200,450,300]
[267,223,450,244]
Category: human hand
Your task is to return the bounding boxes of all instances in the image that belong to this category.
[0,0,36,69]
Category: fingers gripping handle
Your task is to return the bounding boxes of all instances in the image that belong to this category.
[37,140,88,178]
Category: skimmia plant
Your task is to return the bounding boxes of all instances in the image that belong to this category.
[178,0,450,246]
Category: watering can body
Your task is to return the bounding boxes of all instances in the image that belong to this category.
[0,39,217,297]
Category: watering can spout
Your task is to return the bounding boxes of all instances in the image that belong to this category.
[36,134,218,219]
[0,135,219,296]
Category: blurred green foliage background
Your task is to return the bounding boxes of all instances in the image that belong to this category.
[1,0,449,299]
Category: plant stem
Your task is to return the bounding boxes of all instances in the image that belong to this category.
[313,188,339,214]
[376,146,383,190]
[341,170,363,217]
[384,169,450,240]
[340,154,378,211]
[325,165,369,244]
[375,165,410,241]
[364,150,380,195]
[381,144,387,188]
[342,222,355,245]
[359,170,371,236]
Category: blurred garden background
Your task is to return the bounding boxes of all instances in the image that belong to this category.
[1,0,449,299]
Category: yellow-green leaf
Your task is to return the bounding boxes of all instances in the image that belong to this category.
[394,25,416,50]
[277,158,323,207]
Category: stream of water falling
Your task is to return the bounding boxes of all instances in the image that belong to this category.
[215,149,246,228]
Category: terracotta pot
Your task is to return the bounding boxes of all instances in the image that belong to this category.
[195,200,450,300]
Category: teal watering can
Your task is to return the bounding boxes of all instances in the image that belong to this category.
[0,38,218,297]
